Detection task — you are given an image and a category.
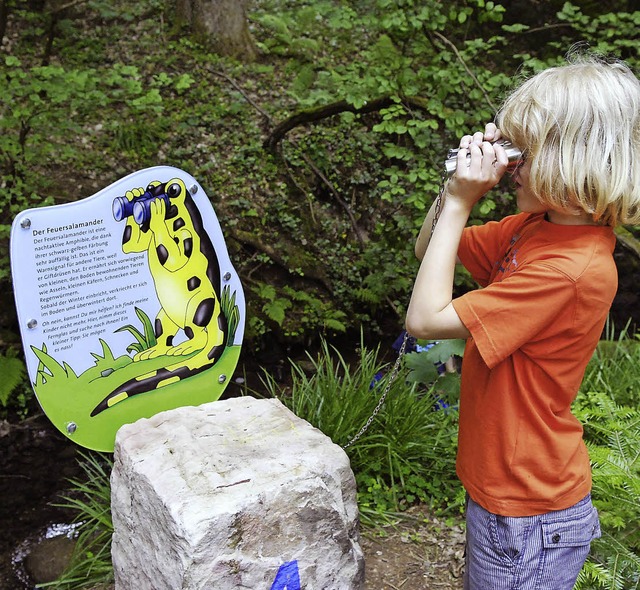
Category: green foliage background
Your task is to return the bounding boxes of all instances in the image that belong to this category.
[1,0,638,415]
[2,1,638,382]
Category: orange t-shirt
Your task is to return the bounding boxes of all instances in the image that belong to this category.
[452,212,617,516]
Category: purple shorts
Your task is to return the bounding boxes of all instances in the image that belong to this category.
[463,494,601,590]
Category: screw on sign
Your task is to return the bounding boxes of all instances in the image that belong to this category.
[270,560,300,590]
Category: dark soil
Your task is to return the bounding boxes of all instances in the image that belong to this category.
[0,414,82,590]
[361,508,465,590]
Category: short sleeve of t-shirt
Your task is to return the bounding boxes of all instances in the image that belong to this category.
[453,262,577,369]
[458,214,533,287]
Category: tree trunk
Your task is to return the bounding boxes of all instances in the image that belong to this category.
[0,0,7,46]
[174,0,256,61]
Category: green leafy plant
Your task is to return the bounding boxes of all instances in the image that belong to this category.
[221,285,241,344]
[282,286,348,336]
[262,337,464,522]
[253,283,291,327]
[405,339,465,406]
[114,307,157,354]
[573,329,640,589]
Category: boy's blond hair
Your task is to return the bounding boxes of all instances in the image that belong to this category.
[497,54,640,226]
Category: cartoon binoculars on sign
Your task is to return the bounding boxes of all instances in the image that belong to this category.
[112,182,179,226]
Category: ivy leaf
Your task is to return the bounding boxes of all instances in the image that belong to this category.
[502,23,530,33]
[404,353,439,384]
[432,372,461,405]
[417,339,466,364]
[175,74,194,91]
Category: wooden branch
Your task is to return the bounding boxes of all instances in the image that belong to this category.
[50,0,89,14]
[207,67,272,123]
[297,148,368,244]
[229,228,333,292]
[524,23,574,35]
[281,156,317,225]
[430,30,497,112]
[264,95,431,152]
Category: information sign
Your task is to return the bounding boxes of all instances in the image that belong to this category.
[11,167,245,451]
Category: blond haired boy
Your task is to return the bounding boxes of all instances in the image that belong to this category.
[406,54,640,589]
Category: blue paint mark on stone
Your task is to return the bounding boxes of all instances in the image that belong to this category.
[270,560,301,590]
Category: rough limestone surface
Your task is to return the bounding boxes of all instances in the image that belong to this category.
[111,396,365,590]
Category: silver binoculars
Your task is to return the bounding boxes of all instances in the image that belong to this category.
[444,140,523,176]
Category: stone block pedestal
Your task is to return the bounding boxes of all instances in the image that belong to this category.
[110,396,365,589]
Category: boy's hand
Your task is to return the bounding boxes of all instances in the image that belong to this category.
[459,122,501,147]
[446,123,509,210]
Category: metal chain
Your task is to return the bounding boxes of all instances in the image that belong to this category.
[431,171,446,240]
[342,332,410,450]
[342,173,447,450]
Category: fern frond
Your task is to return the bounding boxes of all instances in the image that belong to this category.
[575,559,613,590]
[0,355,27,406]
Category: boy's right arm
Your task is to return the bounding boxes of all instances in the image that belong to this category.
[415,123,504,263]
[415,192,463,265]
[406,126,508,341]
